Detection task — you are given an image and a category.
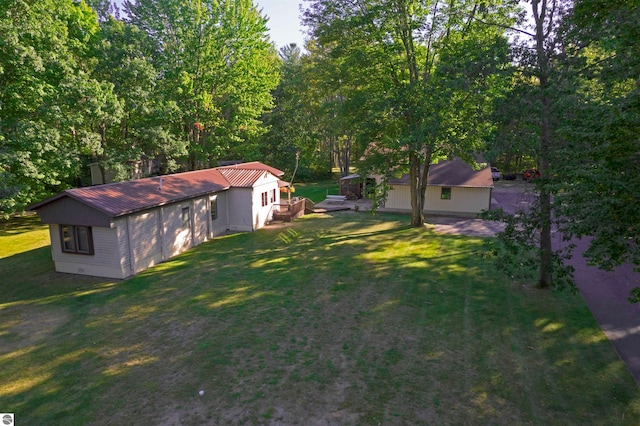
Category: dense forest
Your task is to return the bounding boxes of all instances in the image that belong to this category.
[1,0,638,296]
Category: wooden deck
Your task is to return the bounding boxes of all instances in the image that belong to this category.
[272,198,306,222]
[314,198,372,213]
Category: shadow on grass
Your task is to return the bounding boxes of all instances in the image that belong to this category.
[0,247,114,307]
[1,213,639,424]
[0,214,43,236]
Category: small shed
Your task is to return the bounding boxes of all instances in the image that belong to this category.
[339,174,362,200]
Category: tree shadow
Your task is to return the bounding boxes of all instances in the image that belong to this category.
[0,214,44,236]
[1,213,639,424]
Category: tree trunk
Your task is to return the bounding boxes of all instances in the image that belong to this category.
[409,151,424,227]
[533,0,554,288]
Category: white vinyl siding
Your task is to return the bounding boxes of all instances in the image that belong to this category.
[425,186,491,215]
[382,185,491,217]
[227,188,253,231]
[128,210,163,274]
[162,202,193,257]
[115,217,132,275]
[50,224,126,279]
[384,184,411,211]
[193,196,209,245]
[210,192,229,237]
[251,173,280,230]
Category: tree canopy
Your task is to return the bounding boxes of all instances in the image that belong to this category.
[0,0,278,216]
[1,0,638,300]
[302,0,516,226]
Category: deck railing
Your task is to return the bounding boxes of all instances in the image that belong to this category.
[272,197,306,222]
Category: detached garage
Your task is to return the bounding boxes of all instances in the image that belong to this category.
[28,162,284,279]
[379,158,494,217]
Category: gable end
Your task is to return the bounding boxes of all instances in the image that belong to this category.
[34,196,112,227]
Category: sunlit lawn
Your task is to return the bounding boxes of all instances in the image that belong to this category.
[1,212,639,425]
[293,180,339,202]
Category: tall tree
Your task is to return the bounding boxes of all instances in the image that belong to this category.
[304,0,515,226]
[260,43,321,177]
[303,40,363,177]
[484,0,638,296]
[554,0,640,300]
[483,0,581,289]
[124,0,280,170]
[91,16,187,178]
[0,0,118,215]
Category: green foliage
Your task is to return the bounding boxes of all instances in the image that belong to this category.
[1,0,280,217]
[486,0,639,297]
[125,0,280,169]
[0,0,110,215]
[303,0,517,226]
[259,44,319,177]
[554,0,640,277]
[480,207,577,292]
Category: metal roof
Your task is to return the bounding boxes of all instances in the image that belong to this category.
[388,158,493,188]
[218,168,268,188]
[217,161,284,177]
[28,162,285,218]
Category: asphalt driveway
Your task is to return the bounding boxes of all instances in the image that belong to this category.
[566,237,640,384]
[468,180,640,385]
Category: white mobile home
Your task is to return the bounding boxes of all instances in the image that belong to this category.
[28,162,284,279]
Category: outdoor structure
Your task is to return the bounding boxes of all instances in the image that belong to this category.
[339,174,377,200]
[378,158,493,217]
[28,162,285,279]
[339,174,362,199]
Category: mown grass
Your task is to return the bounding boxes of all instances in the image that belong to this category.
[293,180,340,202]
[1,212,639,425]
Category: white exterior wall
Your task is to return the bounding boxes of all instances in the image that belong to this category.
[116,197,213,277]
[424,186,491,216]
[210,192,229,237]
[192,196,209,245]
[383,184,491,217]
[251,173,280,230]
[126,210,164,275]
[161,202,193,258]
[114,217,131,275]
[384,184,411,212]
[227,188,254,232]
[49,224,127,279]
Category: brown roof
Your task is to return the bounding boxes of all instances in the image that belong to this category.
[217,161,284,177]
[218,169,270,188]
[388,158,493,188]
[28,162,284,218]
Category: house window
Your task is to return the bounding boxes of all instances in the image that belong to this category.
[271,188,276,203]
[210,197,217,221]
[182,207,190,229]
[60,225,94,255]
[441,187,452,200]
[261,191,268,207]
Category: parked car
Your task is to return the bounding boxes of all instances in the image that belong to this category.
[523,169,541,182]
[491,167,501,181]
[503,173,517,180]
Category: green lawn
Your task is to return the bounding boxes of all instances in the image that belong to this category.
[1,212,639,425]
[293,180,340,202]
